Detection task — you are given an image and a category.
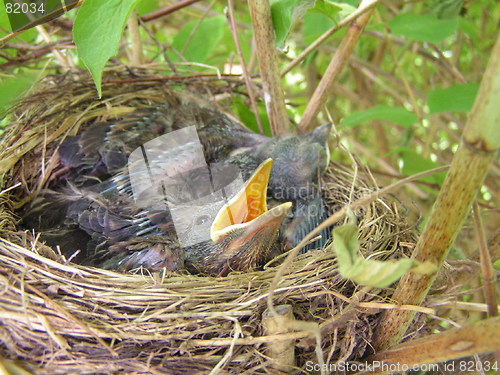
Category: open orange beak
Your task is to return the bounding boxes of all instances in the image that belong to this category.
[211,159,292,243]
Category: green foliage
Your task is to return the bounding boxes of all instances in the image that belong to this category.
[429,0,464,19]
[0,71,37,117]
[0,1,10,32]
[340,105,418,128]
[232,98,272,137]
[270,0,315,48]
[332,214,437,288]
[396,147,446,185]
[303,12,334,43]
[135,0,160,16]
[310,0,342,20]
[389,13,458,43]
[427,83,479,114]
[168,16,226,65]
[73,0,141,97]
[272,0,346,48]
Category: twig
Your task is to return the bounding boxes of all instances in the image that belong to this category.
[126,11,143,65]
[0,0,83,44]
[35,24,72,68]
[140,0,201,22]
[364,317,500,375]
[226,0,264,135]
[181,0,215,56]
[473,202,498,318]
[373,35,500,352]
[349,137,428,199]
[138,18,177,73]
[248,0,289,135]
[298,0,378,132]
[267,165,449,318]
[281,0,379,77]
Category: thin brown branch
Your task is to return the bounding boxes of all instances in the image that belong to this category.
[140,0,201,23]
[35,24,72,68]
[281,0,379,77]
[126,11,143,65]
[364,317,500,375]
[227,0,264,135]
[298,0,377,132]
[473,202,498,318]
[248,0,289,135]
[0,0,83,44]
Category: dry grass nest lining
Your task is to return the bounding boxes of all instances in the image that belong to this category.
[0,70,418,374]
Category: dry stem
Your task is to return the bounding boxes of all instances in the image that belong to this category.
[248,0,289,135]
[298,0,377,132]
[365,317,500,375]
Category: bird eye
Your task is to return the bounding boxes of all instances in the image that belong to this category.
[195,214,210,226]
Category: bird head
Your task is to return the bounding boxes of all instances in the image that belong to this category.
[250,122,332,200]
[196,159,292,276]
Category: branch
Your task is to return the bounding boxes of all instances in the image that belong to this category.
[281,0,378,77]
[372,35,500,352]
[364,317,500,375]
[298,0,378,132]
[140,0,201,22]
[248,0,289,135]
[227,0,264,134]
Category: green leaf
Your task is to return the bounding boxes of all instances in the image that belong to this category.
[232,98,272,137]
[303,12,334,42]
[340,105,418,128]
[458,18,477,44]
[397,147,445,185]
[311,0,342,19]
[427,83,479,114]
[430,0,464,19]
[135,0,160,16]
[0,0,37,42]
[332,214,436,288]
[73,0,141,97]
[0,1,11,32]
[170,16,225,64]
[332,2,356,20]
[0,71,37,117]
[271,0,315,48]
[389,13,458,43]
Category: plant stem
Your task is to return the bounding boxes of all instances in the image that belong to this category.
[248,0,288,135]
[473,202,498,318]
[298,0,377,132]
[140,0,201,22]
[365,317,500,375]
[281,0,378,77]
[373,35,500,352]
[127,11,143,66]
[227,0,264,135]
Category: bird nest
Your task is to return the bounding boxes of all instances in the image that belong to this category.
[0,70,419,374]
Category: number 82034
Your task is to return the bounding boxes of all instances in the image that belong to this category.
[6,2,45,14]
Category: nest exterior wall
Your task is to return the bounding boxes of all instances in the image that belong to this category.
[0,70,418,374]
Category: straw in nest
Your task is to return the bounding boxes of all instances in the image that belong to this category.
[0,70,422,374]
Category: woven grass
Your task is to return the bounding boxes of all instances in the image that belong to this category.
[0,70,421,374]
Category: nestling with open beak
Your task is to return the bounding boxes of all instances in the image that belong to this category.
[99,159,292,276]
[183,159,292,276]
[25,159,292,276]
